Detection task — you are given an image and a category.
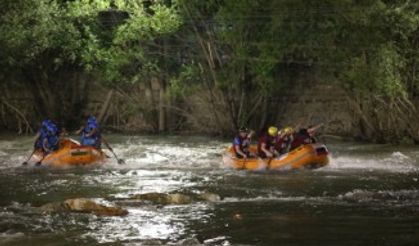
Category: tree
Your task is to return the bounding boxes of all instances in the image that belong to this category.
[0,0,182,131]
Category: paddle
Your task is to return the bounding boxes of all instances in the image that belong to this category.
[22,149,36,165]
[35,155,46,166]
[266,156,274,170]
[241,157,247,169]
[102,138,125,164]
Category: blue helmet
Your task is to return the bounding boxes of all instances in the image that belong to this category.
[41,119,51,128]
[43,119,58,134]
[87,116,98,128]
[40,119,52,135]
[46,125,56,135]
[87,116,96,123]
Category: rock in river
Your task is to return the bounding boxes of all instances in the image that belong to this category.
[39,198,128,216]
[124,191,221,205]
[130,192,193,205]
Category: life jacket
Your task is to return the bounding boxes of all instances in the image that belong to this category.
[233,135,250,154]
[257,133,276,156]
[35,128,47,149]
[44,134,59,152]
[43,124,59,152]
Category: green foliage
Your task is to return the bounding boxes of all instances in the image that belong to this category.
[168,64,200,99]
[0,0,105,74]
[100,1,182,83]
[0,0,418,136]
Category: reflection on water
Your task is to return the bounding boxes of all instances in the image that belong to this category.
[0,135,419,245]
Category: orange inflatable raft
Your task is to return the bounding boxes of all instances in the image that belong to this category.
[30,138,106,167]
[222,143,329,170]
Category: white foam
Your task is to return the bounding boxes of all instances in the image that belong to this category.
[323,152,418,173]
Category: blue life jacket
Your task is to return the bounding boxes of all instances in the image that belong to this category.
[233,135,250,154]
[43,124,59,152]
[35,129,47,149]
[48,123,58,135]
[44,134,59,152]
[46,135,58,150]
[233,136,243,146]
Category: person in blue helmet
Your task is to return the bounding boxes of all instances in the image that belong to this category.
[42,123,59,154]
[75,113,125,164]
[77,115,102,149]
[33,119,51,152]
[22,119,59,165]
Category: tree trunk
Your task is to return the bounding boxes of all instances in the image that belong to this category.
[158,78,166,133]
[98,89,114,124]
[258,94,268,131]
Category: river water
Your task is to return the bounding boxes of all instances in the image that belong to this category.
[0,134,418,245]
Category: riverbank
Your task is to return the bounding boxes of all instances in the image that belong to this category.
[3,80,419,145]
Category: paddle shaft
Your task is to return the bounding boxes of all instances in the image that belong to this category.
[22,149,37,165]
[241,157,247,169]
[35,154,46,166]
[266,157,273,169]
[102,137,124,164]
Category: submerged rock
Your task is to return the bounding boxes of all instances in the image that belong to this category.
[175,238,203,245]
[197,191,221,203]
[124,191,221,205]
[39,198,128,216]
[130,192,193,205]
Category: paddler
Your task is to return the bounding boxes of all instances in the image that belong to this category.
[233,127,254,158]
[22,119,57,165]
[257,126,278,158]
[76,114,125,164]
[76,114,102,149]
[275,127,294,155]
[42,122,59,154]
[33,119,51,153]
[290,124,322,150]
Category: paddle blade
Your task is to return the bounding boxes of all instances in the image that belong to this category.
[117,159,125,165]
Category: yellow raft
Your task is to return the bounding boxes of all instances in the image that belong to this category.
[222,143,329,170]
[30,138,105,167]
